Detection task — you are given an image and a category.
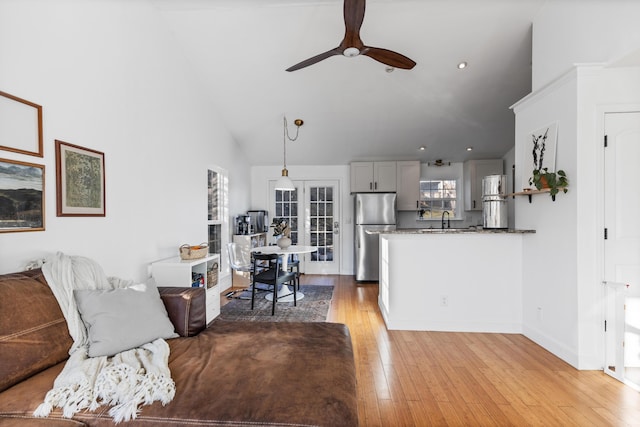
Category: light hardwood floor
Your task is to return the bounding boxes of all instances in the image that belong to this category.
[222,274,640,426]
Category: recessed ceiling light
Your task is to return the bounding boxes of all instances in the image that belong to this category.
[466,146,473,151]
[457,61,468,69]
[385,66,394,73]
[419,146,426,151]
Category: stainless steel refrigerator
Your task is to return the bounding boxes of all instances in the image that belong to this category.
[355,193,397,281]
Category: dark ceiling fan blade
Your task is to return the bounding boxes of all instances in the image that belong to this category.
[362,46,416,69]
[286,47,342,72]
[287,0,416,72]
[342,0,366,48]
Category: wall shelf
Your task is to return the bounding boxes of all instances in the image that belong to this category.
[509,188,567,203]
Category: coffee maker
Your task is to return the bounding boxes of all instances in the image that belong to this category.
[234,215,251,235]
[247,210,268,233]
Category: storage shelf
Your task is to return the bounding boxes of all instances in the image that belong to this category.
[151,253,220,322]
[509,188,567,202]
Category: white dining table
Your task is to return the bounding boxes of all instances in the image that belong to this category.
[250,245,318,302]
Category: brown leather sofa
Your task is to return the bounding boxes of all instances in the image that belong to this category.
[0,269,358,426]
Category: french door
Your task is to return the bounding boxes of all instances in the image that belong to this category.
[269,179,340,275]
[603,111,640,389]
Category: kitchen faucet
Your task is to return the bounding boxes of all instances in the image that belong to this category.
[441,211,450,229]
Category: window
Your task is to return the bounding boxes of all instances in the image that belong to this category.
[419,179,457,219]
[207,166,228,273]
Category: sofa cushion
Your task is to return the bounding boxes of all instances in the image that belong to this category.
[0,321,358,427]
[158,287,206,337]
[0,269,73,393]
[74,283,178,357]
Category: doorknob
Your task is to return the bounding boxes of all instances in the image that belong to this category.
[334,221,340,235]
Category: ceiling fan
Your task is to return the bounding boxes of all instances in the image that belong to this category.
[286,0,416,72]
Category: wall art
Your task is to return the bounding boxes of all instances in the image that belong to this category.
[0,90,43,157]
[522,122,558,190]
[0,158,45,232]
[56,140,105,217]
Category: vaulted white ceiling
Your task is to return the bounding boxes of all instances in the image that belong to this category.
[152,0,545,166]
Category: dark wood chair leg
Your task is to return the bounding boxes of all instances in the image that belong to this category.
[271,284,277,315]
[293,280,297,306]
[251,282,256,310]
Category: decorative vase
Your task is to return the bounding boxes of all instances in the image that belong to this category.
[277,236,292,249]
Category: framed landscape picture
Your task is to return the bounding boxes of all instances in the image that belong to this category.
[56,140,105,217]
[0,158,45,233]
[0,90,43,157]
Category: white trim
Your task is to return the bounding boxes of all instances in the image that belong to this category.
[511,64,606,113]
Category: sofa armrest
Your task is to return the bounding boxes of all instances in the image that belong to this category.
[158,287,206,337]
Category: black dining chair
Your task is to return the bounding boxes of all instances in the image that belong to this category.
[287,254,301,290]
[251,253,298,315]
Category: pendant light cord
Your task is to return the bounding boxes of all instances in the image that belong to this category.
[283,116,302,169]
[283,117,288,169]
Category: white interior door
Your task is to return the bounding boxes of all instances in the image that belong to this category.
[303,180,340,275]
[604,111,640,389]
[268,179,341,275]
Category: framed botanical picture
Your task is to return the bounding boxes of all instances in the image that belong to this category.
[521,122,558,190]
[55,140,105,217]
[0,90,43,157]
[0,158,45,233]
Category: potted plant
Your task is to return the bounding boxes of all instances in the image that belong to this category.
[529,168,568,200]
[270,218,292,249]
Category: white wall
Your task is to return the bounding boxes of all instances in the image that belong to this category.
[515,64,640,370]
[0,0,251,280]
[512,0,640,370]
[513,70,580,366]
[532,0,640,90]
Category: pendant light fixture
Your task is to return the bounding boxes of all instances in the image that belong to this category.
[275,116,304,191]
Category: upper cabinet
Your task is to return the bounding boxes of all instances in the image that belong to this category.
[396,161,420,210]
[463,159,503,211]
[350,161,397,193]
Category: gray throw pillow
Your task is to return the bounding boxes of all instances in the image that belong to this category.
[74,283,178,357]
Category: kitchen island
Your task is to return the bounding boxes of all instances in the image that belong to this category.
[377,229,533,333]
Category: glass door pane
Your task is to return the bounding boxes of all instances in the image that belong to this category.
[273,188,299,244]
[305,180,339,275]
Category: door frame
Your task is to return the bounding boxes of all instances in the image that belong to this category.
[302,179,341,275]
[599,108,640,387]
[267,179,342,275]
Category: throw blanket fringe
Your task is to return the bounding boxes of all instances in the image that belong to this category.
[33,252,175,423]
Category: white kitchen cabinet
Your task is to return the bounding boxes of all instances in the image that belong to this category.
[151,254,220,323]
[396,161,420,210]
[463,159,503,211]
[350,161,397,193]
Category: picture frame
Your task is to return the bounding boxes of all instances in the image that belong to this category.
[55,140,105,217]
[0,158,45,233]
[0,90,43,157]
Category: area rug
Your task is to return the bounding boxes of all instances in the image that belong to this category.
[215,285,333,323]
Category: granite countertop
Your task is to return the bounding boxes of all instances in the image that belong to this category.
[368,228,536,234]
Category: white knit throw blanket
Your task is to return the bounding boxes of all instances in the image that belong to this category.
[33,252,175,423]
